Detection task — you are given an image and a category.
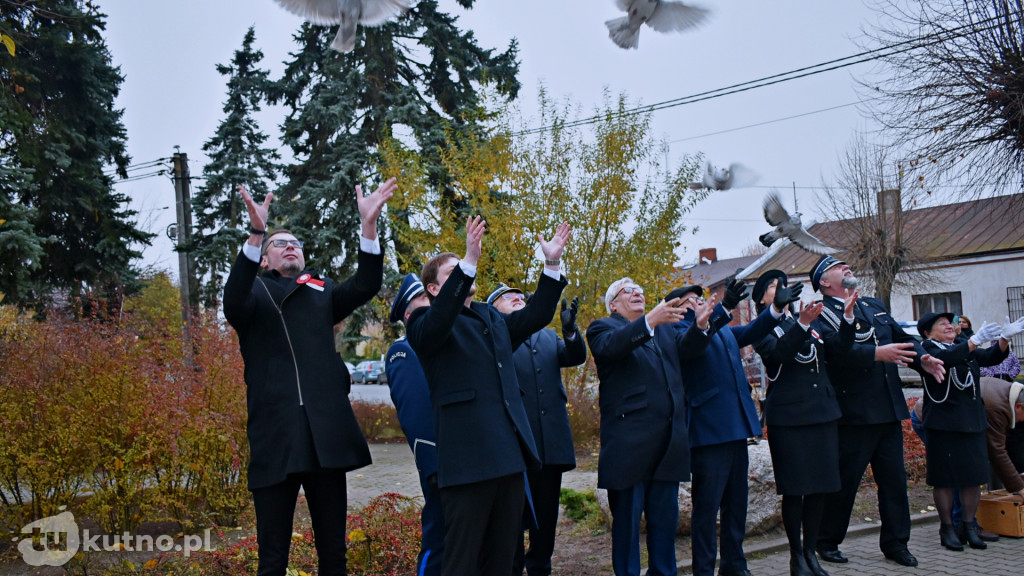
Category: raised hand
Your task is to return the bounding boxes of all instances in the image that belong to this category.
[843,288,860,319]
[875,342,917,367]
[538,222,572,265]
[798,301,824,325]
[970,321,1002,346]
[694,293,719,330]
[721,278,748,310]
[356,177,397,238]
[1001,316,1024,340]
[646,297,686,328]
[921,354,946,381]
[560,296,579,337]
[238,184,272,232]
[773,281,803,312]
[463,215,486,268]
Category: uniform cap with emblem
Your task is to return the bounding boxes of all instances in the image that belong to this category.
[389,273,425,323]
[486,283,523,306]
[810,255,846,292]
[665,285,703,302]
[752,270,787,305]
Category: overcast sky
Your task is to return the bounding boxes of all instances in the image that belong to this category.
[98,0,898,278]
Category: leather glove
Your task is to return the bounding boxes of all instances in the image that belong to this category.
[970,321,1002,345]
[560,296,579,337]
[721,278,749,310]
[1001,316,1024,340]
[773,281,803,310]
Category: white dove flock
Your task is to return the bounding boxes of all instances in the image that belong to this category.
[606,0,709,50]
[273,0,415,52]
[759,191,837,255]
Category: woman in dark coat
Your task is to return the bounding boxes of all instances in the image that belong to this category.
[752,270,856,576]
[918,312,1008,551]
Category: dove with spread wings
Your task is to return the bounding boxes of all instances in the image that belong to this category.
[759,191,836,255]
[606,0,709,50]
[272,0,415,52]
[687,162,758,191]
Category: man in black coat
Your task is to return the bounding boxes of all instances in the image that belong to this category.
[586,280,717,576]
[809,256,945,569]
[223,179,394,576]
[406,217,571,576]
[488,284,587,576]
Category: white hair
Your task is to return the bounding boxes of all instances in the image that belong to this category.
[605,277,636,315]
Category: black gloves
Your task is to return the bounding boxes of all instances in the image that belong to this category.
[560,296,579,337]
[773,281,804,311]
[722,278,749,310]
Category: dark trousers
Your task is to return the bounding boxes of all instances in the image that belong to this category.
[818,422,910,555]
[513,468,563,576]
[418,473,444,576]
[690,440,749,576]
[607,479,679,576]
[251,469,348,576]
[441,472,525,576]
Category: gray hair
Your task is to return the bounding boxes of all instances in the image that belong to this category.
[605,277,636,315]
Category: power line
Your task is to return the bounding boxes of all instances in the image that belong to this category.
[514,12,1008,136]
[667,100,865,144]
[111,170,169,184]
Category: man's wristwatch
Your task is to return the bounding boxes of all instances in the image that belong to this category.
[545,258,560,266]
[250,226,266,235]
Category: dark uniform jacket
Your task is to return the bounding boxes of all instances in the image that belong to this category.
[676,305,778,447]
[513,328,587,471]
[223,249,383,490]
[754,315,851,427]
[920,338,1007,433]
[586,313,707,491]
[407,265,566,488]
[815,296,924,425]
[386,338,438,478]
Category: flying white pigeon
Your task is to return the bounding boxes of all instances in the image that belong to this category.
[687,162,758,191]
[759,191,836,255]
[606,0,709,50]
[272,0,415,53]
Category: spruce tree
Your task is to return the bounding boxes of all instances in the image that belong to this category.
[0,0,150,310]
[192,26,279,308]
[270,0,520,277]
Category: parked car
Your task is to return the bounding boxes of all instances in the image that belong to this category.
[897,322,924,387]
[352,360,388,385]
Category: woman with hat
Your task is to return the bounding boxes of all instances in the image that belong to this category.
[917,312,1014,551]
[752,270,857,576]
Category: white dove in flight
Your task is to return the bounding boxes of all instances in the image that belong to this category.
[759,191,836,255]
[687,162,758,191]
[272,0,415,52]
[606,0,709,50]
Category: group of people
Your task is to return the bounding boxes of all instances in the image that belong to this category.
[223,181,1024,576]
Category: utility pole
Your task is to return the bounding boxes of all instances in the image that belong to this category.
[172,150,198,328]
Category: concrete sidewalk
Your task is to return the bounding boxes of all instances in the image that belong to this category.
[689,514,1023,576]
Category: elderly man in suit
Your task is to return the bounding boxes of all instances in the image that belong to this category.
[385,273,443,576]
[810,255,945,568]
[982,377,1024,497]
[406,217,571,576]
[488,284,587,576]
[586,280,717,576]
[673,280,793,576]
[223,179,395,576]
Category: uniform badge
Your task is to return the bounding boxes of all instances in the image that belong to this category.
[297,273,325,291]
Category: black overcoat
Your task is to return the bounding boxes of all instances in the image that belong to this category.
[921,338,1008,433]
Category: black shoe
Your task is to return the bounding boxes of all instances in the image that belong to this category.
[940,523,964,551]
[804,550,829,576]
[976,526,1000,542]
[959,522,988,550]
[790,553,813,576]
[718,571,753,576]
[816,549,847,564]
[883,549,919,567]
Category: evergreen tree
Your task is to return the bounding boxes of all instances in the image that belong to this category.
[192,26,279,308]
[0,0,150,310]
[270,0,520,278]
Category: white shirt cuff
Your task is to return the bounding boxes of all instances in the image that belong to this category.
[798,320,810,331]
[769,306,784,320]
[644,316,655,336]
[542,267,560,281]
[360,235,381,255]
[458,260,477,278]
[242,242,261,263]
[844,315,855,324]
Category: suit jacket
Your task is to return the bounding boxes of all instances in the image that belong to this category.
[406,265,566,488]
[677,304,778,447]
[920,338,1007,433]
[981,377,1024,493]
[754,314,851,427]
[513,327,588,471]
[586,313,707,490]
[386,338,438,479]
[815,296,923,425]
[223,249,382,490]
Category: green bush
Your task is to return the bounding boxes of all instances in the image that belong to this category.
[559,487,606,533]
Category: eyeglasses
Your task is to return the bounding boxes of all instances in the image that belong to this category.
[500,292,524,301]
[612,285,643,301]
[269,239,304,249]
